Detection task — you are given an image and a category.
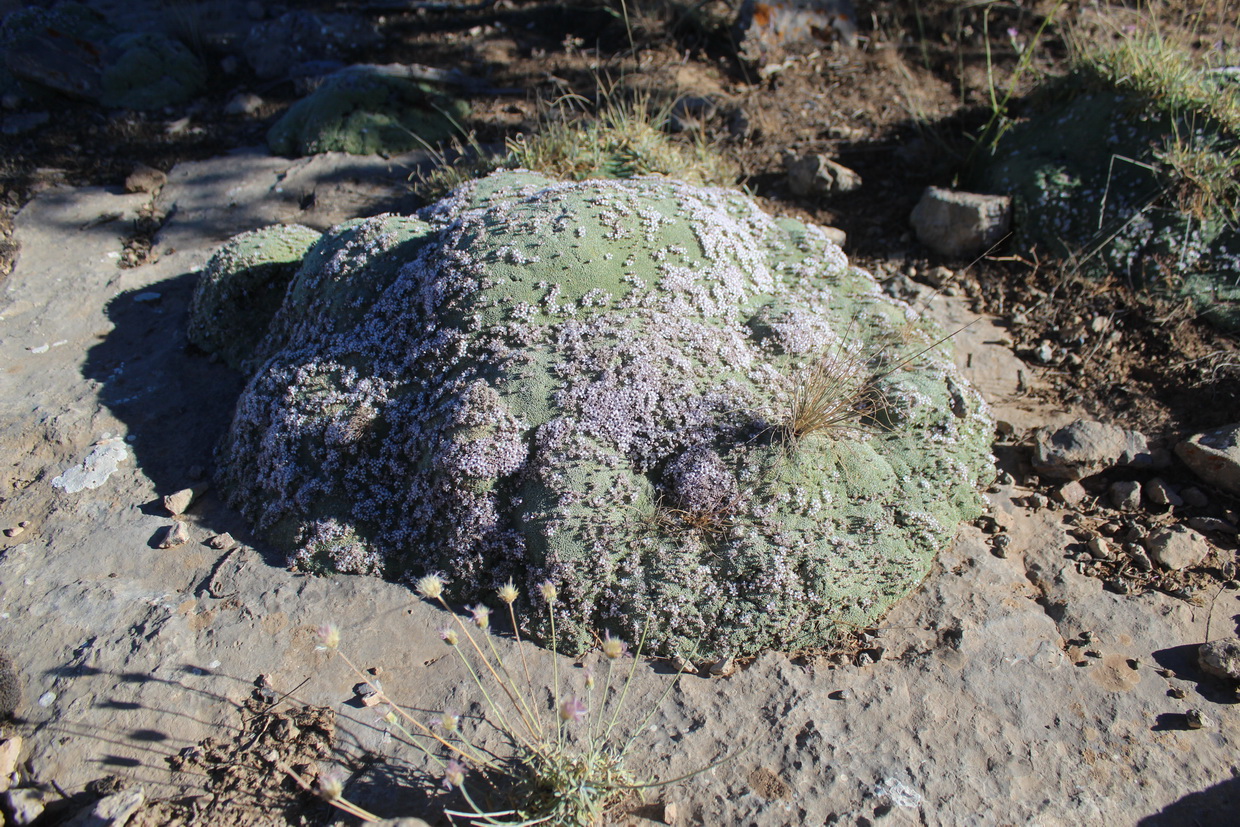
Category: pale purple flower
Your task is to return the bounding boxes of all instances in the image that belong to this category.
[559,695,587,723]
[443,759,466,790]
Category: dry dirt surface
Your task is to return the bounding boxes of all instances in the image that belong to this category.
[0,1,1238,825]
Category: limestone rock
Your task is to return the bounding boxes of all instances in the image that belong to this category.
[62,787,144,827]
[910,187,1012,258]
[1177,424,1240,497]
[213,171,994,660]
[1145,525,1210,571]
[1109,480,1141,510]
[157,522,189,550]
[1198,638,1240,682]
[0,735,20,792]
[3,786,49,826]
[1031,420,1157,480]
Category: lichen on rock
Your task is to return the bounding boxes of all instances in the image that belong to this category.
[214,171,994,659]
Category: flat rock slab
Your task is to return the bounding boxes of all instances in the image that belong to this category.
[1177,424,1240,497]
[0,164,1236,824]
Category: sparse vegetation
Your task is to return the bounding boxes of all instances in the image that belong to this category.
[312,575,715,826]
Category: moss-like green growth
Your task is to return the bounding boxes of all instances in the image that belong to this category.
[216,172,993,659]
[972,45,1240,330]
[187,224,322,371]
[267,67,469,157]
[101,32,206,110]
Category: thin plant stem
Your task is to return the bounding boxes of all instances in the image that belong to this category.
[483,627,542,739]
[506,601,543,737]
[438,596,541,741]
[602,622,650,744]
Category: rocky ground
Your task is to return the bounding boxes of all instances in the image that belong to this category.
[0,1,1238,825]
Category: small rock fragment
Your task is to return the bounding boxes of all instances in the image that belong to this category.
[157,522,190,549]
[4,786,49,825]
[1033,420,1158,481]
[207,532,235,550]
[1109,481,1141,510]
[1180,487,1209,508]
[1168,687,1186,699]
[1128,546,1153,572]
[353,681,382,707]
[909,186,1011,258]
[124,163,167,194]
[224,91,265,117]
[0,736,21,792]
[662,800,680,825]
[991,533,1011,558]
[1143,478,1182,508]
[1145,525,1210,571]
[709,655,735,677]
[1176,424,1240,497]
[3,524,24,538]
[1198,638,1240,682]
[163,487,201,516]
[1184,708,1210,730]
[1087,537,1113,560]
[784,153,862,197]
[63,787,145,827]
[1187,516,1239,536]
[1053,480,1088,506]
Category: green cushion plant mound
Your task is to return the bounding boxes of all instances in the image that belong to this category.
[214,172,993,659]
[267,67,469,157]
[187,224,323,371]
[972,42,1240,331]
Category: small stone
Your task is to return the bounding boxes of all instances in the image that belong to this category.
[1187,516,1239,536]
[224,92,265,117]
[65,787,145,826]
[662,801,680,825]
[0,736,21,792]
[1110,481,1142,510]
[671,655,696,674]
[709,655,735,677]
[1087,536,1113,560]
[164,487,200,516]
[1198,638,1240,682]
[1053,480,1088,506]
[1029,493,1049,509]
[4,786,49,825]
[909,186,1011,257]
[1103,578,1130,595]
[124,163,167,194]
[157,522,190,549]
[1176,424,1240,497]
[1185,709,1210,730]
[1143,478,1183,508]
[1034,341,1056,364]
[1145,525,1210,571]
[3,525,24,538]
[1032,420,1159,481]
[829,688,852,700]
[1128,547,1153,572]
[1181,487,1210,508]
[207,532,235,550]
[784,153,862,197]
[1157,668,1175,678]
[991,534,1011,558]
[353,681,382,707]
[1168,687,1186,699]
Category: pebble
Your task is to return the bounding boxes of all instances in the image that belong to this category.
[1180,487,1209,508]
[1029,493,1049,509]
[1034,341,1055,364]
[1053,480,1088,507]
[662,801,680,825]
[709,655,735,677]
[3,786,49,825]
[157,522,190,549]
[207,532,235,550]
[991,534,1011,557]
[1110,481,1142,511]
[3,521,28,538]
[1185,709,1210,730]
[1145,525,1210,571]
[353,681,382,707]
[224,92,265,117]
[1143,478,1182,508]
[0,736,21,793]
[124,163,167,195]
[829,689,852,700]
[1168,687,1186,699]
[1198,638,1240,682]
[164,487,205,516]
[1187,516,1239,536]
[671,655,696,674]
[1128,547,1153,572]
[1087,537,1113,560]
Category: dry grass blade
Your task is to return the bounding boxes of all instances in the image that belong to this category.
[783,346,877,443]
